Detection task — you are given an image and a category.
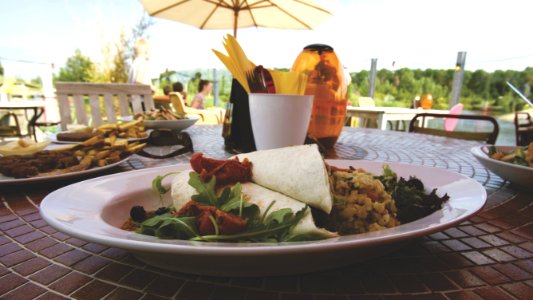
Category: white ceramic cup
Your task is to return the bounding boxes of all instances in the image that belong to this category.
[249,94,314,150]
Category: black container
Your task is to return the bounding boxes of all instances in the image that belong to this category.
[223,79,256,153]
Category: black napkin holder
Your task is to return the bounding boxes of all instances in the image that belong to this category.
[224,78,256,153]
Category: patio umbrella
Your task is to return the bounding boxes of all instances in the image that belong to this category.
[140,0,332,38]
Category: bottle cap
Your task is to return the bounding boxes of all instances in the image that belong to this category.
[304,44,334,54]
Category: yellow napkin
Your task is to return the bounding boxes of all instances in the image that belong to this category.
[269,70,308,95]
[213,34,309,95]
[213,35,255,93]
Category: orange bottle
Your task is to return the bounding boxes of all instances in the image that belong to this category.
[292,44,348,148]
[420,94,433,110]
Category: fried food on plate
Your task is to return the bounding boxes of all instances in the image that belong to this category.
[0,136,145,179]
[56,120,147,142]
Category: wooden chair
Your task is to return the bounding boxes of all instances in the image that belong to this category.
[409,113,499,144]
[55,82,154,130]
[514,112,533,146]
[350,97,401,130]
[169,92,223,124]
[358,97,375,108]
[348,97,377,128]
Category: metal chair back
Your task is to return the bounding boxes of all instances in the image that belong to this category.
[514,112,533,146]
[409,113,499,144]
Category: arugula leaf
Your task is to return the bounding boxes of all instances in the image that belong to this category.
[514,156,529,166]
[193,206,308,242]
[264,208,292,225]
[152,172,179,206]
[140,213,173,227]
[156,217,198,239]
[217,183,260,220]
[187,175,261,220]
[219,183,242,211]
[488,146,497,156]
[208,215,219,236]
[240,204,261,221]
[188,172,218,206]
[217,187,232,206]
[138,214,198,239]
[260,201,276,223]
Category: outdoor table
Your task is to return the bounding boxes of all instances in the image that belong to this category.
[1,125,532,299]
[0,101,46,140]
[347,106,450,130]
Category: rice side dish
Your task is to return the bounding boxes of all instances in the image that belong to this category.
[326,168,400,234]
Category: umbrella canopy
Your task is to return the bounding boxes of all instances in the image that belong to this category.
[140,0,332,37]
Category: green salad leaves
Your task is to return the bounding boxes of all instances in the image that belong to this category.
[137,172,307,242]
[138,213,198,239]
[187,173,259,219]
[152,172,179,205]
[193,206,307,242]
[376,165,449,223]
[488,146,530,166]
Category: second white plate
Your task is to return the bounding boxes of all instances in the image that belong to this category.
[471,145,533,188]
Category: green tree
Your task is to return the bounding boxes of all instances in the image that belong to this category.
[0,61,4,76]
[158,69,177,89]
[188,72,202,94]
[348,67,533,114]
[108,29,129,83]
[396,68,416,92]
[56,49,94,82]
[30,77,42,88]
[92,13,153,83]
[127,13,154,61]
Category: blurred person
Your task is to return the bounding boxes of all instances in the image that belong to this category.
[172,82,188,105]
[191,80,212,109]
[163,86,171,96]
[128,38,152,87]
[412,95,421,109]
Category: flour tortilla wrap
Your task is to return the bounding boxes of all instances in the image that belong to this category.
[235,145,333,213]
[171,171,337,239]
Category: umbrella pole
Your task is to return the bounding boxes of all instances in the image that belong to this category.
[233,9,238,38]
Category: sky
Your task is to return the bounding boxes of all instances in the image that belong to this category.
[0,0,532,81]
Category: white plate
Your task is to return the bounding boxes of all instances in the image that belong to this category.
[0,156,130,186]
[47,131,151,144]
[40,160,486,277]
[143,116,199,130]
[471,145,533,188]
